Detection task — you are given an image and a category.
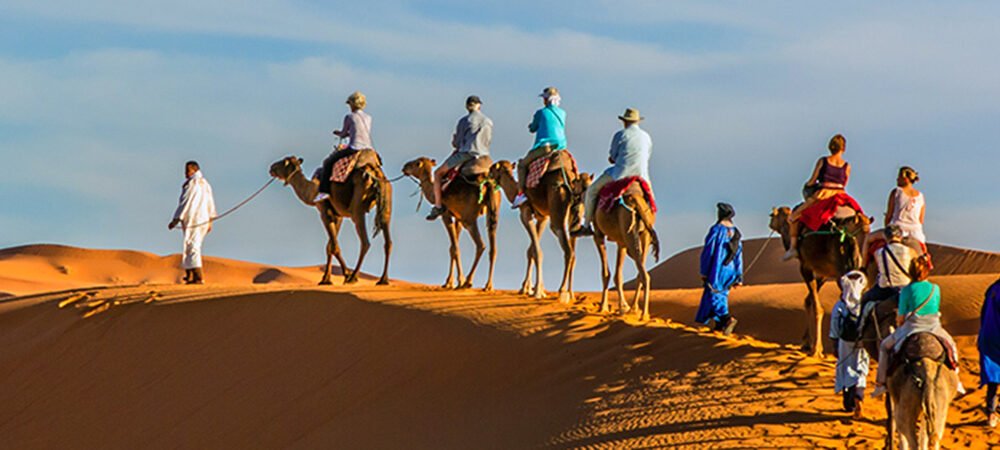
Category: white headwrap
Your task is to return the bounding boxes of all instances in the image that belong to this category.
[546,94,561,107]
[839,270,867,314]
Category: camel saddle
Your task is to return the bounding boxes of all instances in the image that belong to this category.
[442,155,493,193]
[864,236,933,270]
[330,149,383,183]
[526,149,578,189]
[597,177,657,214]
[888,332,958,378]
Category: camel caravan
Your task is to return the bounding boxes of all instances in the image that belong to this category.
[260,88,985,448]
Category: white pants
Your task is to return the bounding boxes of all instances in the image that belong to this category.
[585,172,613,223]
[182,226,208,269]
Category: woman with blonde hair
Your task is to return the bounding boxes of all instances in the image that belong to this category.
[315,90,375,202]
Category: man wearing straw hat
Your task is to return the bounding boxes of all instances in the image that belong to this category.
[572,107,652,237]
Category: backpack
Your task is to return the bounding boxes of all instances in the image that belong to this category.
[838,310,861,342]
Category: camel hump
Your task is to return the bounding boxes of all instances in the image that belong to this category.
[547,149,578,177]
[902,332,945,362]
[354,149,383,170]
[460,155,493,178]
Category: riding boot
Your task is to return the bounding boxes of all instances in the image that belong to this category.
[714,315,730,332]
[843,386,856,412]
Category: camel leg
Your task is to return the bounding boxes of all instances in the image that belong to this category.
[614,246,629,314]
[534,217,548,299]
[594,232,610,313]
[518,209,536,295]
[345,210,371,285]
[484,195,499,292]
[377,217,391,286]
[461,220,486,289]
[442,217,462,289]
[801,269,824,356]
[629,236,651,321]
[885,394,895,450]
[553,216,575,305]
[894,385,918,450]
[318,209,338,285]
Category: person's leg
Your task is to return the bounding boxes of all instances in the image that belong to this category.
[433,164,448,207]
[319,153,336,194]
[873,333,896,397]
[843,385,856,411]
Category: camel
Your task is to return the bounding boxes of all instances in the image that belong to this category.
[769,206,870,357]
[490,155,585,304]
[887,333,959,450]
[591,178,661,319]
[402,156,499,291]
[268,155,392,285]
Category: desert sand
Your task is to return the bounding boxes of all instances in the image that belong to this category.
[0,244,997,449]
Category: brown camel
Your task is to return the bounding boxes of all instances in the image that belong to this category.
[888,333,959,450]
[769,206,870,357]
[490,156,585,304]
[591,179,661,319]
[402,156,499,291]
[268,155,392,285]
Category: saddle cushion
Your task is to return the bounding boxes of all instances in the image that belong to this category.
[526,150,578,189]
[597,176,657,214]
[330,149,382,184]
[442,155,493,193]
[889,332,957,376]
[798,193,864,232]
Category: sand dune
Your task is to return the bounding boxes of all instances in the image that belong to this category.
[0,245,997,448]
[0,244,350,296]
[637,238,1000,290]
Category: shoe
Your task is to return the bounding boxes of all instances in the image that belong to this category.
[314,192,330,203]
[989,411,999,428]
[426,206,446,221]
[511,192,528,209]
[571,224,595,237]
[853,400,864,420]
[723,317,738,336]
[871,383,886,398]
[957,380,967,396]
[781,248,798,261]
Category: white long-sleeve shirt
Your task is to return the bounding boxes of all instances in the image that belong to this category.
[173,171,216,229]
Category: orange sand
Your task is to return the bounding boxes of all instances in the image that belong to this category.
[0,245,997,448]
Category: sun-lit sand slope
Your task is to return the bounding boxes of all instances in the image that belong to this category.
[638,238,1000,289]
[0,244,353,296]
[0,245,997,448]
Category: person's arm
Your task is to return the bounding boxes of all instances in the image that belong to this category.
[919,197,926,224]
[805,158,823,186]
[843,163,851,187]
[885,188,897,227]
[333,115,351,138]
[451,118,463,150]
[206,182,217,233]
[608,132,621,164]
[528,110,540,133]
[170,182,192,229]
[480,118,493,151]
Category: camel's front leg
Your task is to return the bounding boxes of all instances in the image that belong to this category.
[629,237,651,321]
[319,208,344,285]
[552,215,576,305]
[483,194,499,292]
[533,217,549,299]
[461,220,486,289]
[594,233,610,313]
[442,217,463,289]
[518,209,536,295]
[346,211,371,284]
[614,246,629,314]
[801,270,823,356]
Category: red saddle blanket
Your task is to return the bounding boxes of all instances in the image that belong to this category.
[864,236,933,270]
[798,193,864,231]
[526,150,579,189]
[597,177,657,213]
[330,152,360,183]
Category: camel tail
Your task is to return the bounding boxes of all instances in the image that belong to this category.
[921,359,948,447]
[373,171,392,238]
[649,226,661,262]
[625,194,660,262]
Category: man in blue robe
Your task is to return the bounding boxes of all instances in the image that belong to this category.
[696,203,743,335]
[980,277,1000,427]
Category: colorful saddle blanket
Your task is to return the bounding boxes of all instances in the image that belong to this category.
[597,176,657,214]
[798,193,864,231]
[526,150,578,189]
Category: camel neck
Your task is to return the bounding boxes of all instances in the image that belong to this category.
[417,173,435,203]
[286,169,319,206]
[497,171,519,203]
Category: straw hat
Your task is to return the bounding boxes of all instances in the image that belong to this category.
[539,86,559,99]
[346,91,367,109]
[618,108,643,122]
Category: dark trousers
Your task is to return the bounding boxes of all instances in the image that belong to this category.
[318,149,359,194]
[988,383,999,413]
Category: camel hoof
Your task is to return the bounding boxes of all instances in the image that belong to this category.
[558,292,573,305]
[344,276,359,285]
[376,278,390,286]
[518,288,532,296]
[639,313,650,322]
[318,279,333,286]
[533,291,547,300]
[599,303,609,314]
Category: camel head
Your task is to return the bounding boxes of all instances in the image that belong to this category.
[768,206,791,233]
[488,160,515,183]
[840,213,872,271]
[401,157,435,181]
[269,156,304,183]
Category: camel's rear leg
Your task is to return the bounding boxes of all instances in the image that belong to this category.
[594,233,611,313]
[377,216,391,286]
[800,270,824,356]
[346,212,371,284]
[614,246,629,314]
[532,217,548,299]
[627,234,651,320]
[553,216,576,305]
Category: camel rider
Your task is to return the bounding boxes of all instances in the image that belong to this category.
[511,86,567,208]
[783,134,856,261]
[861,225,914,304]
[168,161,216,284]
[315,91,374,203]
[861,166,926,260]
[426,95,494,220]
[872,255,965,398]
[572,108,652,237]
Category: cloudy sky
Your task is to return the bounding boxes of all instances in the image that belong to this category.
[2,1,998,290]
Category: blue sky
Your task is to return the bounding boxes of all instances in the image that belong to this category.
[2,1,998,290]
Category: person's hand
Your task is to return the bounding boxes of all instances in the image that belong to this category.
[733,282,744,289]
[207,222,213,234]
[168,219,180,230]
[700,275,707,283]
[608,157,615,164]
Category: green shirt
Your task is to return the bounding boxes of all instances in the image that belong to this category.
[898,280,940,317]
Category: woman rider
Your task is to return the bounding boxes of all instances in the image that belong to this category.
[783,134,853,261]
[861,166,926,260]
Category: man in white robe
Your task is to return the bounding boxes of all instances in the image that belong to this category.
[168,161,216,284]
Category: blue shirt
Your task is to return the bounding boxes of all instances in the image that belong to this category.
[605,124,652,180]
[899,280,941,317]
[529,105,567,150]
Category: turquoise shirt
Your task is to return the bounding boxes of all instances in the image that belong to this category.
[898,280,941,317]
[529,105,567,150]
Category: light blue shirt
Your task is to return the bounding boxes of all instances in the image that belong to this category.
[605,124,652,180]
[529,104,567,150]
